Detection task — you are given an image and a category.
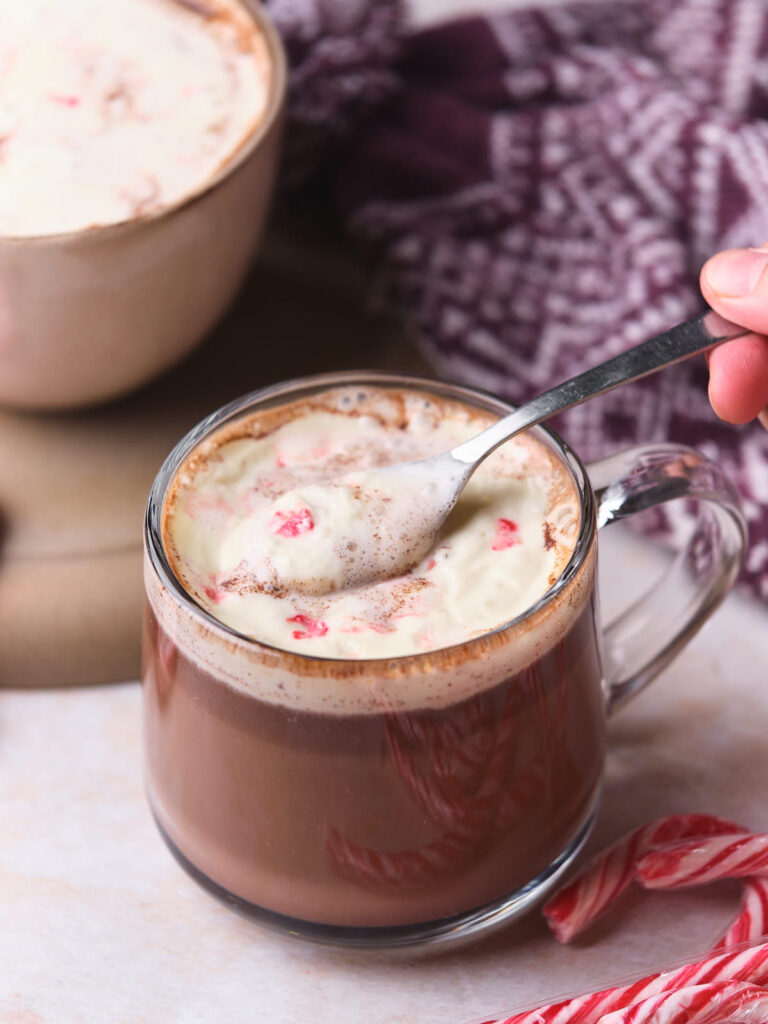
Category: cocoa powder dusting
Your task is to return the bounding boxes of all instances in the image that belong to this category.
[219,563,288,599]
[543,522,556,551]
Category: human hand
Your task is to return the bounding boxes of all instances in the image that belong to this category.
[701,246,768,429]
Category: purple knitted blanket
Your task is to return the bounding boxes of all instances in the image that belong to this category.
[265,0,768,601]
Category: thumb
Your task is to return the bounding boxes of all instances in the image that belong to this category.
[701,247,768,424]
[701,246,768,334]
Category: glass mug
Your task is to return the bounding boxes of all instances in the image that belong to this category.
[142,372,746,949]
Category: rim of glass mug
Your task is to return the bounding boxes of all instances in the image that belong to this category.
[144,371,598,677]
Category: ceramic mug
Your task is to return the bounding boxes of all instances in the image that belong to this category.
[0,1,286,410]
[142,372,746,949]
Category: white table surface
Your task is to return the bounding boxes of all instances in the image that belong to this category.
[3,524,768,1024]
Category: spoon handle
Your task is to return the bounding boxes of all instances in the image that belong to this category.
[450,311,749,467]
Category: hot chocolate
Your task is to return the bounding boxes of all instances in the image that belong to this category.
[145,381,604,938]
[163,386,581,663]
[0,0,271,236]
[143,374,747,944]
[143,597,604,929]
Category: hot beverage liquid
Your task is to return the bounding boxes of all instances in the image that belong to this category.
[144,598,604,928]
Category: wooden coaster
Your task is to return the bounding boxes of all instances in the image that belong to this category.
[0,220,429,687]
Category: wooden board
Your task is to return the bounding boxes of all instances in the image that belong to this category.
[0,217,429,686]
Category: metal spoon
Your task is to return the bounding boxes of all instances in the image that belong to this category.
[441,309,746,477]
[361,310,747,576]
[270,311,748,595]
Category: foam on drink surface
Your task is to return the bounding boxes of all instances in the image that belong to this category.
[0,0,270,236]
[163,387,582,660]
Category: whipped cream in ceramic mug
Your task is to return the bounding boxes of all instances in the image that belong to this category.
[0,0,271,236]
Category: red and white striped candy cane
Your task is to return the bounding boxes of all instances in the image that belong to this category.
[326,727,510,887]
[596,981,768,1024]
[489,938,768,1024]
[386,696,490,762]
[326,820,479,886]
[328,686,520,887]
[714,877,768,952]
[385,698,494,808]
[638,834,768,890]
[544,815,747,942]
[385,718,467,826]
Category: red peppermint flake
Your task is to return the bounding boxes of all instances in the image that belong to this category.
[426,558,437,571]
[203,584,223,604]
[368,621,396,634]
[287,614,328,640]
[48,93,81,107]
[271,507,314,538]
[492,518,520,551]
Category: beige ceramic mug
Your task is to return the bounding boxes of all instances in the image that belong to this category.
[0,1,286,410]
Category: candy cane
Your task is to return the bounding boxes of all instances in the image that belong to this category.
[326,819,478,886]
[328,685,519,887]
[489,941,768,1024]
[544,815,747,942]
[714,877,768,952]
[385,718,467,825]
[388,698,495,778]
[596,981,768,1024]
[383,694,502,829]
[638,834,768,890]
[327,718,513,887]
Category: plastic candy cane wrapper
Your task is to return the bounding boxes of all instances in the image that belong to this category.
[466,939,768,1024]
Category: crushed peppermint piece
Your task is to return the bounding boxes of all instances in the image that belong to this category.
[271,507,315,537]
[492,518,520,550]
[48,94,80,107]
[287,614,329,640]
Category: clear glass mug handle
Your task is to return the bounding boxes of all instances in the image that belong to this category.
[587,444,747,714]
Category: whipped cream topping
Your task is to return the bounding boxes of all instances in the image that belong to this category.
[163,387,581,659]
[230,458,466,596]
[0,0,270,237]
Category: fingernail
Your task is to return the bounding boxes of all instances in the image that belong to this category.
[705,249,768,298]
